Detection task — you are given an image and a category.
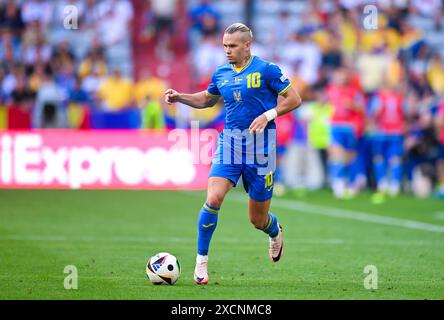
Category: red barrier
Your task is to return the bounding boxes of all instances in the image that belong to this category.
[0,130,218,190]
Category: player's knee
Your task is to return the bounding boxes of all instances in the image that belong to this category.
[206,192,224,208]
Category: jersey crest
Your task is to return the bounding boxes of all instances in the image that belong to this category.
[233,89,242,102]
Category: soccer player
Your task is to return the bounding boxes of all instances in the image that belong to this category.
[369,85,405,202]
[326,68,364,198]
[165,23,301,285]
[433,100,444,199]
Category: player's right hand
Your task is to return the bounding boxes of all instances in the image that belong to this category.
[165,89,180,104]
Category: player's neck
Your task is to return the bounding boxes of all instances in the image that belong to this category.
[233,54,252,69]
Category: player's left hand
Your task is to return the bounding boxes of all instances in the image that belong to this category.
[249,114,268,134]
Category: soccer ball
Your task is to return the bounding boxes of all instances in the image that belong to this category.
[146,252,181,285]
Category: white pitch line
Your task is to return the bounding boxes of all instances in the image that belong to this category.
[0,235,443,247]
[183,191,444,234]
[230,192,444,234]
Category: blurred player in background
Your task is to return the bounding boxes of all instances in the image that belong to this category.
[273,109,295,195]
[369,83,406,203]
[326,68,364,198]
[435,101,444,199]
[165,23,301,285]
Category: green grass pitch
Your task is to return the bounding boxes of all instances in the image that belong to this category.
[1,189,443,299]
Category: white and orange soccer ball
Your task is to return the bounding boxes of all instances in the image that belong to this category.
[146,252,181,285]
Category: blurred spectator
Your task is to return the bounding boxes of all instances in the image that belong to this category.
[192,34,226,81]
[51,40,75,73]
[28,62,48,93]
[188,0,221,47]
[23,32,51,65]
[54,60,76,101]
[140,0,156,41]
[134,69,167,108]
[8,77,35,112]
[356,47,388,96]
[0,67,5,102]
[6,75,34,129]
[410,0,442,30]
[426,53,444,95]
[33,69,67,128]
[81,67,103,103]
[82,0,101,30]
[21,0,54,28]
[69,76,91,105]
[21,20,40,49]
[67,76,92,129]
[410,73,434,100]
[189,0,221,33]
[0,45,18,75]
[318,32,343,71]
[0,0,25,36]
[279,29,321,85]
[0,29,22,63]
[97,69,134,111]
[1,63,24,101]
[78,39,108,79]
[304,86,334,188]
[7,76,35,129]
[151,0,177,58]
[201,13,220,38]
[97,0,134,47]
[142,95,166,129]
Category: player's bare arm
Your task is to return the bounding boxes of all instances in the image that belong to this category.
[249,86,302,134]
[164,89,220,109]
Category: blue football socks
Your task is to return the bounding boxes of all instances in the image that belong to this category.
[197,202,219,256]
[262,212,279,238]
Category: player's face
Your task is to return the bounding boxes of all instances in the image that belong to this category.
[223,32,250,65]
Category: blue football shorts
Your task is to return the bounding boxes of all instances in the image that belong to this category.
[330,125,357,151]
[208,132,275,202]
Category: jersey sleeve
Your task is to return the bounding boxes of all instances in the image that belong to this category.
[206,71,221,97]
[266,63,292,95]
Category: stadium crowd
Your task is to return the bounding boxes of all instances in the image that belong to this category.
[0,0,443,200]
[0,0,153,130]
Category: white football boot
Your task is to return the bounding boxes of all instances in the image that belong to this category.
[193,255,209,285]
[269,224,284,263]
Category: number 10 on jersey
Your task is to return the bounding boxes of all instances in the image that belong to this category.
[247,72,261,88]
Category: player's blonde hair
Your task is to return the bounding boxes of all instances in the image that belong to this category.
[224,23,253,41]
